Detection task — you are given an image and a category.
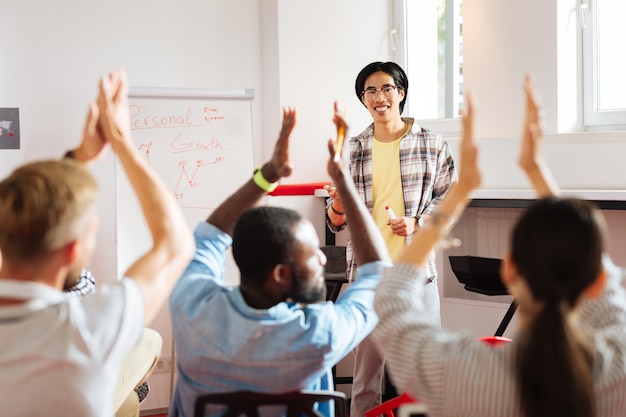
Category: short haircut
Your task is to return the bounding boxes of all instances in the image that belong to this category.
[0,159,98,262]
[232,206,303,286]
[355,61,409,114]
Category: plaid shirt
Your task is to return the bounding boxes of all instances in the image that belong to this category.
[64,269,96,298]
[327,118,457,281]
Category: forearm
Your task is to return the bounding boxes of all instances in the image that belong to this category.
[207,163,276,236]
[397,182,472,267]
[324,264,386,357]
[115,139,193,324]
[326,200,346,227]
[423,177,456,215]
[115,141,190,254]
[422,187,451,216]
[333,171,390,265]
[113,139,193,312]
[522,161,559,198]
[372,263,441,402]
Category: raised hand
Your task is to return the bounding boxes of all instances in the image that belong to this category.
[324,102,348,211]
[457,93,481,194]
[72,102,109,163]
[324,101,392,266]
[264,107,297,182]
[97,68,132,150]
[326,102,349,185]
[517,75,558,197]
[206,106,299,235]
[518,74,544,173]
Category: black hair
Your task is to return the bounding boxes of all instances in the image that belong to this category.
[355,61,409,114]
[232,206,303,286]
[512,197,604,417]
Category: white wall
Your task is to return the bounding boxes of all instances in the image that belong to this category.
[1,0,265,283]
[1,0,264,412]
[274,0,393,181]
[461,0,626,191]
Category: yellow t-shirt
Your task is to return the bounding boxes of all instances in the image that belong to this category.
[372,136,406,261]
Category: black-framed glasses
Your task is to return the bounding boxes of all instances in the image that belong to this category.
[361,85,397,101]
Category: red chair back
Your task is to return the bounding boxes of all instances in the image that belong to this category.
[363,392,416,417]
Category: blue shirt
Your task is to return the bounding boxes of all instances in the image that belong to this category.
[168,221,386,417]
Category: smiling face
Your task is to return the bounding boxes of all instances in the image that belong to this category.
[361,71,406,124]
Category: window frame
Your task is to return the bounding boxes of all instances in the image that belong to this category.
[582,0,626,130]
[395,0,626,134]
[392,0,463,137]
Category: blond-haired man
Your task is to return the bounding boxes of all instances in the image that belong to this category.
[0,68,194,417]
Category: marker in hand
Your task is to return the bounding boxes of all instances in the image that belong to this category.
[334,107,349,162]
[385,205,397,220]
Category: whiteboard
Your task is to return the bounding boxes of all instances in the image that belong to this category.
[115,87,255,284]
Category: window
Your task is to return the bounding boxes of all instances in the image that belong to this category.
[395,0,625,133]
[582,0,626,129]
[392,0,463,128]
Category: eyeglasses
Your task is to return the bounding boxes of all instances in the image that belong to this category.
[361,85,398,101]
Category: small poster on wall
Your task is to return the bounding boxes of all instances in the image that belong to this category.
[0,108,20,150]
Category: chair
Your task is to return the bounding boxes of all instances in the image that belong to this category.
[114,327,162,417]
[364,392,416,417]
[321,246,349,302]
[364,336,513,417]
[448,256,517,337]
[193,389,348,417]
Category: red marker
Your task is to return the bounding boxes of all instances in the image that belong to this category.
[385,205,397,220]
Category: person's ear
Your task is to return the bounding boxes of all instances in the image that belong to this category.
[61,239,80,266]
[584,268,607,299]
[271,263,293,289]
[398,88,406,102]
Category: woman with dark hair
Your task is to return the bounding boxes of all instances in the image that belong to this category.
[371,77,626,417]
[510,197,605,417]
[325,61,457,416]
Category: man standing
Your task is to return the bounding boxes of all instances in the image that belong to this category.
[325,62,457,415]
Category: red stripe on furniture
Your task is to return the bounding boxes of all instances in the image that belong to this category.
[268,182,330,196]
